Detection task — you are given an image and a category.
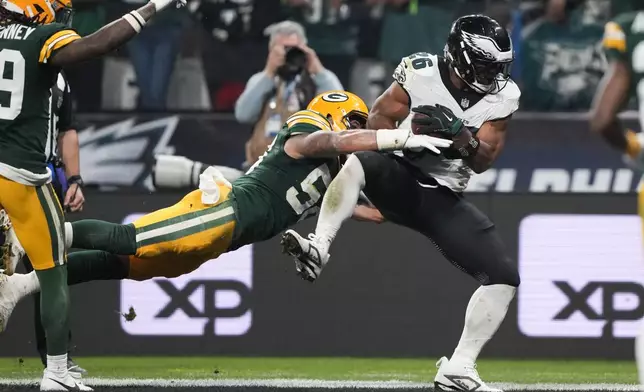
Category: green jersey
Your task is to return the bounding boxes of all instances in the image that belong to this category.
[603,12,644,125]
[0,22,80,185]
[231,109,340,248]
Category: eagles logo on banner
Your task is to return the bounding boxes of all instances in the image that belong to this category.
[78,116,179,189]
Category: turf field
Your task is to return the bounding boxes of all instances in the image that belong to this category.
[0,357,639,391]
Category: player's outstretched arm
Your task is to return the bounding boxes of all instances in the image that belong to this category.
[284,129,451,159]
[590,59,632,152]
[367,82,410,129]
[49,0,182,67]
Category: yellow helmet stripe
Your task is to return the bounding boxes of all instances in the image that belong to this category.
[39,30,80,63]
[286,110,331,130]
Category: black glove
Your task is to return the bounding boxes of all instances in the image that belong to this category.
[411,104,465,137]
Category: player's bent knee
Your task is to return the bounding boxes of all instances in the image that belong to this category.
[340,154,366,185]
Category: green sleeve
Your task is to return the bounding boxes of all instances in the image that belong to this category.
[32,23,80,64]
[281,110,332,138]
[285,123,321,137]
[602,15,632,63]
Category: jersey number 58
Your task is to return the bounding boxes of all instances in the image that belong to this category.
[286,164,332,221]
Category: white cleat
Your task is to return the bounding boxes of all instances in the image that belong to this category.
[40,369,93,391]
[68,359,88,378]
[434,356,502,392]
[281,230,330,282]
[0,209,25,276]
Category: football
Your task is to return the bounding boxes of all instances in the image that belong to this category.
[410,111,472,159]
[410,111,444,136]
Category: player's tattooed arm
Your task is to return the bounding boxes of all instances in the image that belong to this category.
[465,117,510,174]
[49,3,157,67]
[367,82,410,129]
[590,59,633,154]
[284,130,380,159]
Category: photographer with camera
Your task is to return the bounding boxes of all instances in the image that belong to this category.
[235,20,343,168]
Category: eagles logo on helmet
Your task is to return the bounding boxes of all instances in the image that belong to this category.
[444,14,514,94]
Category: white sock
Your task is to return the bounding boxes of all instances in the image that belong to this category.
[314,154,366,254]
[450,284,516,365]
[64,222,73,250]
[12,271,40,299]
[46,353,68,378]
[636,321,644,387]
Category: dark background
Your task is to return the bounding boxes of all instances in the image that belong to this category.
[74,113,644,192]
[1,191,637,359]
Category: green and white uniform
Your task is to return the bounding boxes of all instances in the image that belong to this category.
[603,11,644,126]
[231,109,340,248]
[0,22,80,185]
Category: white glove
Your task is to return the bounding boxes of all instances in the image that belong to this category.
[376,129,452,155]
[402,133,453,155]
[153,155,201,189]
[150,0,186,12]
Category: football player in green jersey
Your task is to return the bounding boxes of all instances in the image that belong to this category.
[0,90,451,335]
[591,7,644,387]
[0,0,186,389]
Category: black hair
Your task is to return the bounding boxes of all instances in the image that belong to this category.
[0,7,38,26]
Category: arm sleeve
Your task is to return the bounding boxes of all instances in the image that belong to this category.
[57,78,75,132]
[234,71,276,124]
[283,110,330,138]
[313,69,344,93]
[603,20,628,63]
[285,123,321,137]
[37,24,81,64]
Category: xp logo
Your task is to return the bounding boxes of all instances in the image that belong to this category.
[553,281,644,338]
[321,92,349,102]
[518,214,644,339]
[79,116,178,190]
[119,214,253,336]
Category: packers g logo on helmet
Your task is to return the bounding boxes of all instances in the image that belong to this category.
[1,0,57,25]
[321,92,349,103]
[307,90,368,131]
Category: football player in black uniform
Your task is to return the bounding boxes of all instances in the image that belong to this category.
[283,15,520,392]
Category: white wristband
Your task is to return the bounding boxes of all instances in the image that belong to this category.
[150,0,174,12]
[130,11,146,28]
[376,129,411,150]
[123,13,143,33]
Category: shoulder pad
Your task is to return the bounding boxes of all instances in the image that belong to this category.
[33,23,80,64]
[286,110,333,134]
[603,20,627,53]
[30,23,74,41]
[394,52,439,92]
[486,80,521,121]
